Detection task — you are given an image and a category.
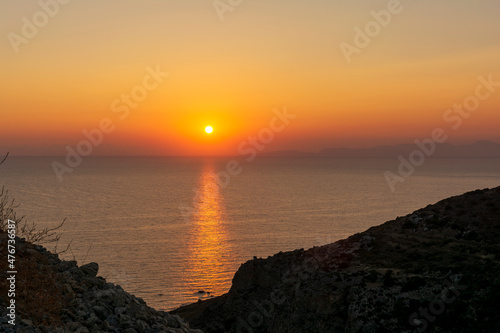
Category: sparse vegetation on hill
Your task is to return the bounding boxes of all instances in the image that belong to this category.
[174,187,500,333]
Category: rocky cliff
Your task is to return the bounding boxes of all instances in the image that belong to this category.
[173,186,500,332]
[0,235,203,333]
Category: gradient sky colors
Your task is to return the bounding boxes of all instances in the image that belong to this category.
[1,0,500,156]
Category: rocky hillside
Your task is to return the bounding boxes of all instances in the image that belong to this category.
[173,186,500,332]
[0,235,203,333]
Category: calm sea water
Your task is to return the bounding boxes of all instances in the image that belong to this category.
[1,156,499,310]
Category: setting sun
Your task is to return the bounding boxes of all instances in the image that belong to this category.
[205,126,213,134]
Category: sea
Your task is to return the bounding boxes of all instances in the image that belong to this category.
[1,156,499,310]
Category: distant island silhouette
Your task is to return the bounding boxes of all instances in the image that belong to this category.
[261,140,500,158]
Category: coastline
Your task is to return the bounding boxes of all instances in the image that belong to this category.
[1,186,499,332]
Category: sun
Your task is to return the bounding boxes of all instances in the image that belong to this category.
[205,126,213,134]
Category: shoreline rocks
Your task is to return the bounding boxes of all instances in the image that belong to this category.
[0,235,203,333]
[2,186,500,332]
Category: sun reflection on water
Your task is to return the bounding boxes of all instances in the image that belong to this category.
[184,160,234,302]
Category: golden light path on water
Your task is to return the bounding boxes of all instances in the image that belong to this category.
[183,160,235,303]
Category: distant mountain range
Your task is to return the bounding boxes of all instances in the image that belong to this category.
[261,140,500,158]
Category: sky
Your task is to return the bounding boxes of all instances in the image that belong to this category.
[1,0,500,156]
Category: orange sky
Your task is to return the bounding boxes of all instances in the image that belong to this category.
[1,0,499,156]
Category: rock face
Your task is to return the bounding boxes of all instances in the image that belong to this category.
[173,187,500,332]
[0,236,203,333]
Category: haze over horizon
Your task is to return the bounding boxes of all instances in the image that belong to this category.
[3,139,500,157]
[2,0,500,156]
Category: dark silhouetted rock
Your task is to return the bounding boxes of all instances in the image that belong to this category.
[80,262,99,277]
[173,186,500,333]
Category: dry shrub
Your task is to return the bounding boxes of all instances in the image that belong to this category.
[0,153,70,327]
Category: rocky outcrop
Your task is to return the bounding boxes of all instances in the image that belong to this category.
[0,236,203,333]
[173,187,500,332]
